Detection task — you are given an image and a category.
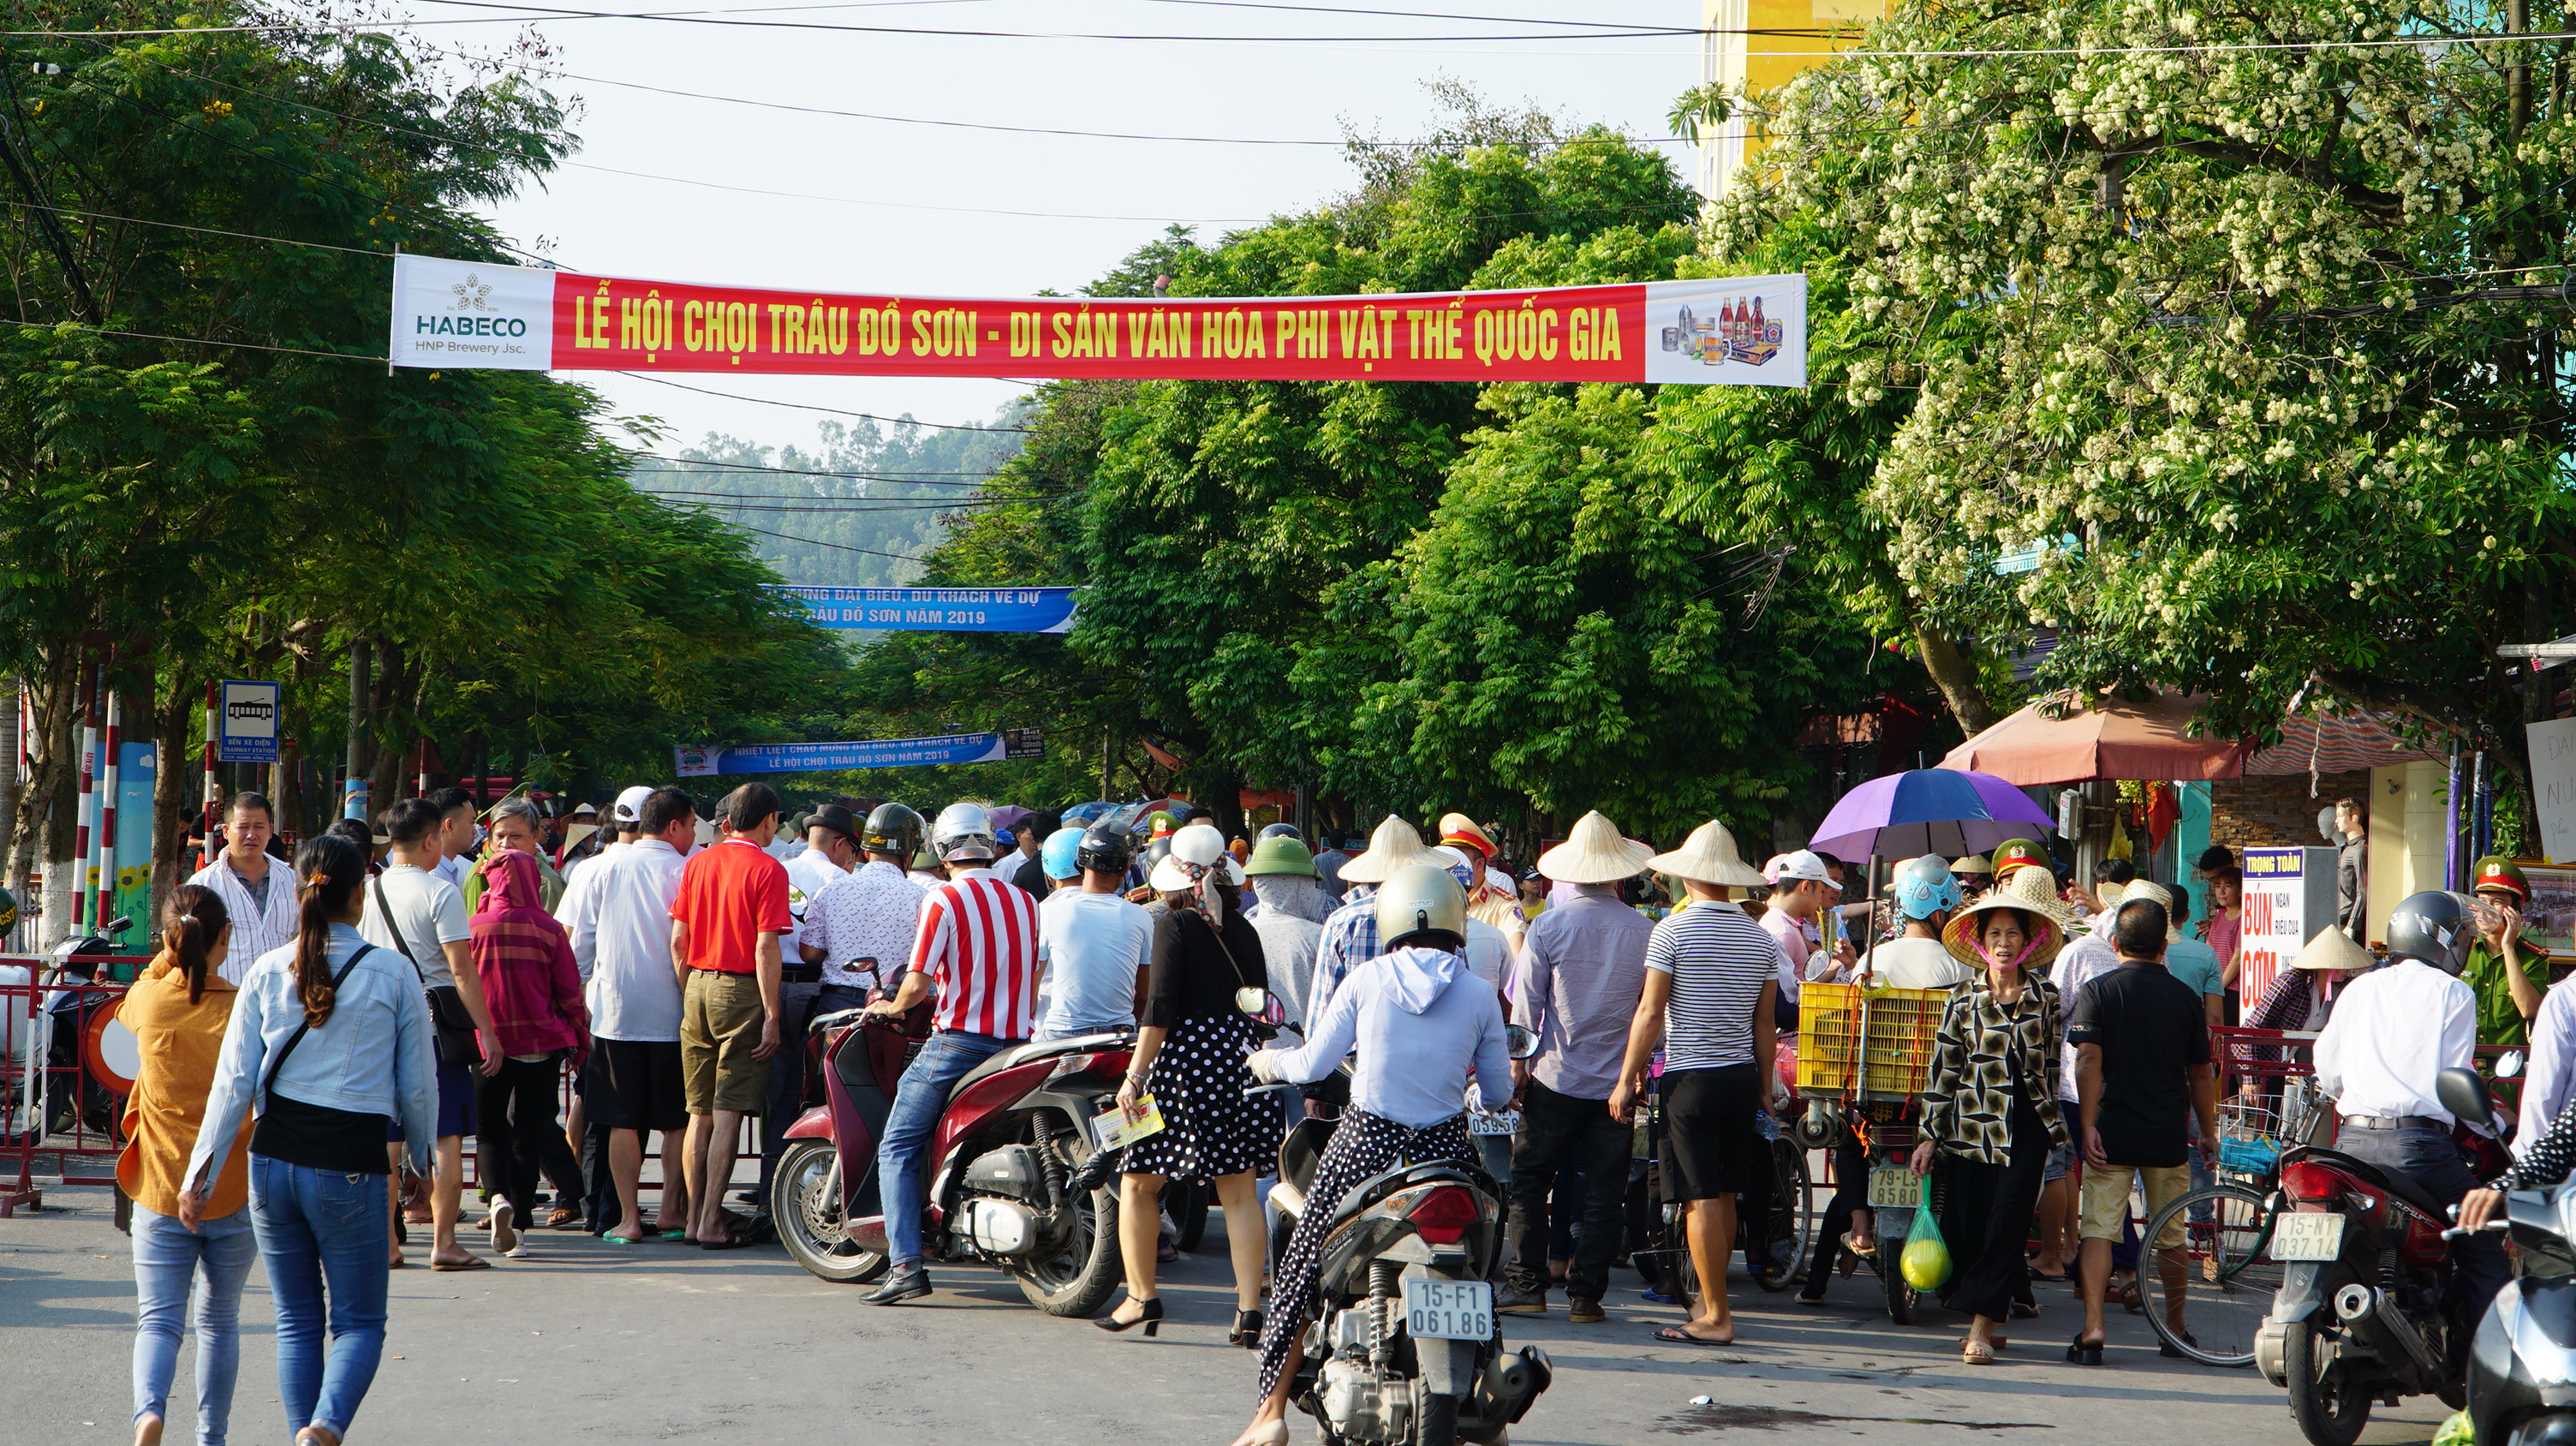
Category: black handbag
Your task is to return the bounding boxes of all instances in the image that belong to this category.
[374,876,483,1068]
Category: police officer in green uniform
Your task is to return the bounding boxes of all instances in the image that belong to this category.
[2464,856,2555,1048]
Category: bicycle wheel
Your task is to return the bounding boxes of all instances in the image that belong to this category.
[2138,1183,2280,1367]
[1750,1140,1813,1293]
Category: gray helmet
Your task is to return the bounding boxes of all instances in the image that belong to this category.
[931,802,997,863]
[1891,853,1962,921]
[1374,862,1468,951]
[861,802,924,858]
[2385,890,2474,975]
[1258,822,1303,841]
[1075,823,1132,875]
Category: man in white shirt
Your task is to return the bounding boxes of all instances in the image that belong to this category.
[562,786,699,1244]
[1032,826,1152,1040]
[800,804,929,1021]
[428,786,477,889]
[185,792,301,980]
[761,804,863,1193]
[2313,888,2505,1319]
[1862,855,1977,990]
[2519,977,2576,1156]
[361,796,502,1270]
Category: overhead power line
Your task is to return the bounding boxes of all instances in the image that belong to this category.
[723,520,937,560]
[617,373,1035,431]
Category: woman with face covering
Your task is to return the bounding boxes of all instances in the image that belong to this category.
[1909,896,2070,1365]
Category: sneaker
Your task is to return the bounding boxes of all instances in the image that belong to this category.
[1567,1297,1606,1324]
[1641,1286,1684,1306]
[1495,1287,1548,1317]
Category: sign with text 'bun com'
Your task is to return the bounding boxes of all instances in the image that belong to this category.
[389,254,1806,388]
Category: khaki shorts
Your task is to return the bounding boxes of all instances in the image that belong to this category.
[680,970,769,1116]
[2078,1162,2191,1248]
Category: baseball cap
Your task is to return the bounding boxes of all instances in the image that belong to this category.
[1767,849,1842,891]
[571,801,597,817]
[611,785,655,826]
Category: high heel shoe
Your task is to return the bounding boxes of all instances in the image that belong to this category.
[1229,1308,1264,1348]
[2065,1330,2105,1365]
[1094,1296,1164,1336]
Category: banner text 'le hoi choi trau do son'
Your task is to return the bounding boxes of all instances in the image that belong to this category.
[389,254,1807,388]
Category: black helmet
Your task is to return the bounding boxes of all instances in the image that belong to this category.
[1258,822,1303,842]
[861,802,925,858]
[1075,824,1132,875]
[2384,890,2475,975]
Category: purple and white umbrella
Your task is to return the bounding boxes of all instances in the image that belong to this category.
[1808,768,2055,863]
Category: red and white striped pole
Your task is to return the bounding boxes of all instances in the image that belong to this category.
[96,688,119,931]
[200,681,219,870]
[73,660,98,929]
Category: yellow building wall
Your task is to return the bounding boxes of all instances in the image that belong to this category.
[2365,761,2450,948]
[1700,0,1887,204]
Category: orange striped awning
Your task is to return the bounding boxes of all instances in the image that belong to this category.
[2244,713,2442,775]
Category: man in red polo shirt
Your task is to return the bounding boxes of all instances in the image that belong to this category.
[668,781,791,1248]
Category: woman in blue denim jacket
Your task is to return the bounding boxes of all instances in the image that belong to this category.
[182,834,436,1446]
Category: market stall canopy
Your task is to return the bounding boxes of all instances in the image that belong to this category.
[1809,768,2058,861]
[1940,691,2246,785]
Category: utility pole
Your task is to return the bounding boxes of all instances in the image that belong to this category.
[344,638,370,822]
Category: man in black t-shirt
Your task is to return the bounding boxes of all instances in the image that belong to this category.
[2066,899,2217,1360]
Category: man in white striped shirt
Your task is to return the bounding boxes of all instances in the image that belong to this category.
[187,793,301,983]
[859,802,1041,1305]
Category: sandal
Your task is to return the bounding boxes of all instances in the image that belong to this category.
[1962,1339,1997,1365]
[1840,1231,1878,1258]
[2117,1278,2144,1314]
[1652,1325,1735,1347]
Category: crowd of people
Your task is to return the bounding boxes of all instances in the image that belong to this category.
[103,780,2568,1446]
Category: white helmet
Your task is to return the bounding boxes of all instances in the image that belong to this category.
[932,802,997,863]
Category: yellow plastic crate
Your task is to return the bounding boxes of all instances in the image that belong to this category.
[1796,982,1947,1100]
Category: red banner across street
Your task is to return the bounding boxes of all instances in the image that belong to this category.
[388,254,1807,388]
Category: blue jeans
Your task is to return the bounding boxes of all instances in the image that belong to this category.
[877,1030,1011,1268]
[132,1204,259,1445]
[2335,1123,2511,1323]
[250,1156,391,1441]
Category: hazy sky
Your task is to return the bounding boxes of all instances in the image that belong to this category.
[416,0,1707,451]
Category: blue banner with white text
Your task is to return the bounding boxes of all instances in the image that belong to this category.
[785,585,1078,633]
[676,729,1044,778]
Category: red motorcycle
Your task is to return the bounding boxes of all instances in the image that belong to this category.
[769,1005,1134,1316]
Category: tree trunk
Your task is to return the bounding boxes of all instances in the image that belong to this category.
[345,637,371,825]
[367,640,409,814]
[8,647,79,946]
[152,670,200,918]
[1913,622,1997,737]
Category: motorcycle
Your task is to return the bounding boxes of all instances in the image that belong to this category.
[1255,1024,1553,1446]
[1791,1097,1923,1321]
[769,1003,1133,1316]
[2439,1067,2576,1446]
[2256,1073,2509,1446]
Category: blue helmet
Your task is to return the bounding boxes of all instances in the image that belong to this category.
[1891,853,1962,921]
[1041,827,1085,880]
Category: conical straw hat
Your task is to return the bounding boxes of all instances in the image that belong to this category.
[2293,926,2376,972]
[1649,820,1767,887]
[1335,814,1444,885]
[1536,810,1655,886]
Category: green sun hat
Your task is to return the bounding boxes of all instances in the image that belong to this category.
[1244,836,1317,877]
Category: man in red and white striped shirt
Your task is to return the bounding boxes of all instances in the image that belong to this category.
[861,802,1040,1304]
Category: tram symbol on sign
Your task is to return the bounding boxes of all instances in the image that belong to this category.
[1661,297,1784,367]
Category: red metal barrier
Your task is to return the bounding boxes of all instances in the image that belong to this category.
[2,968,134,1216]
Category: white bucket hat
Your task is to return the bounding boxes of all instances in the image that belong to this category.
[1336,814,1444,886]
[1649,820,1767,888]
[1148,822,1246,893]
[1536,810,1654,886]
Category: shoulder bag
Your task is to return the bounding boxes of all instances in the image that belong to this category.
[373,875,483,1068]
[259,944,378,1102]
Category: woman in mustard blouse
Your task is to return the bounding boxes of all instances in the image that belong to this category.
[117,885,253,1446]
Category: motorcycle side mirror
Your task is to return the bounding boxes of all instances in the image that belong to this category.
[2436,1066,2496,1130]
[1235,986,1273,1019]
[1505,1024,1541,1061]
[2497,1051,2527,1080]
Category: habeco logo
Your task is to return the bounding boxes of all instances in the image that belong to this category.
[414,272,530,338]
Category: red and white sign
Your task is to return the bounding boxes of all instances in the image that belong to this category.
[2239,846,2311,1007]
[388,254,1806,388]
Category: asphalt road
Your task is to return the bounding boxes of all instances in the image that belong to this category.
[2,1182,2453,1446]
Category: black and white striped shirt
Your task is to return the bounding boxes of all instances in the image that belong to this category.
[1646,901,1789,1071]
